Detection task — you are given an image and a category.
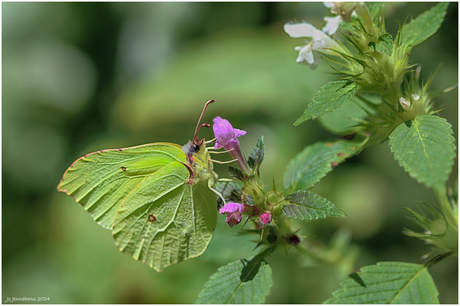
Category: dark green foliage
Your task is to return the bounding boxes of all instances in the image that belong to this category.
[399,2,449,51]
[325,262,439,304]
[248,135,265,175]
[284,191,346,221]
[284,140,362,192]
[196,256,273,304]
[389,115,456,188]
[294,81,358,126]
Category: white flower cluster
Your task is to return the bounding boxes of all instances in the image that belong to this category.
[284,2,361,69]
[283,22,345,69]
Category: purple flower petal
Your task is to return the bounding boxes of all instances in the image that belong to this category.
[212,116,250,173]
[213,116,244,148]
[219,202,246,228]
[219,202,245,214]
[234,129,246,138]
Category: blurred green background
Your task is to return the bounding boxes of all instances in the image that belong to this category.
[3,2,458,304]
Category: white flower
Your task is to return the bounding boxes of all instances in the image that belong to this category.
[322,2,359,35]
[284,22,346,69]
[329,2,362,23]
[325,2,377,37]
[322,15,342,35]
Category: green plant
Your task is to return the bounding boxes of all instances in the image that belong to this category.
[57,2,457,303]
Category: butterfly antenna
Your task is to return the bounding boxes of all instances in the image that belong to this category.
[195,123,210,138]
[194,99,215,138]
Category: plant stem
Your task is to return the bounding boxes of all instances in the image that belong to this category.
[433,184,458,231]
[425,251,454,269]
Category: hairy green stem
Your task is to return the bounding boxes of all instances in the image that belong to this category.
[425,251,455,269]
[433,184,458,231]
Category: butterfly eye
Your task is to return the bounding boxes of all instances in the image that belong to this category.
[190,137,204,155]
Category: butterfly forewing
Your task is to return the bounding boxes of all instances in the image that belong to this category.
[57,143,187,229]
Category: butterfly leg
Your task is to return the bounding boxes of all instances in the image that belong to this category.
[179,161,195,184]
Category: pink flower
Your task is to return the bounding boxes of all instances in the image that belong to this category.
[219,202,246,227]
[213,116,250,173]
[259,212,272,225]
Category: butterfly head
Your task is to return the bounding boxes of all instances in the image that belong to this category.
[180,100,216,185]
[184,136,205,163]
[186,99,215,162]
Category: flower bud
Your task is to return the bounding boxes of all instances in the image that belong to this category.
[259,212,272,225]
[286,234,301,246]
[399,97,410,111]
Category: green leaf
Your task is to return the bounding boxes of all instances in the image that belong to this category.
[196,256,273,304]
[294,81,357,126]
[376,33,393,56]
[215,180,244,207]
[247,135,265,174]
[399,2,448,50]
[284,191,345,221]
[324,262,439,304]
[367,2,385,20]
[389,115,456,187]
[228,165,246,181]
[283,140,361,192]
[58,142,217,272]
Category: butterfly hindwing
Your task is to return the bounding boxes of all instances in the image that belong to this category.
[112,162,217,272]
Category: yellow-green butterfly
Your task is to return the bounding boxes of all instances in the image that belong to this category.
[57,100,218,272]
